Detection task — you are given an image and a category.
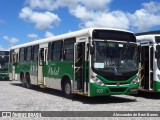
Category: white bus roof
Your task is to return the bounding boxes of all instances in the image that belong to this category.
[10,27,134,50]
[0,50,9,53]
[0,50,9,51]
[136,30,160,43]
[136,34,160,43]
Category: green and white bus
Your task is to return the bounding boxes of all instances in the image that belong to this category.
[0,50,9,80]
[9,28,139,98]
[136,31,160,92]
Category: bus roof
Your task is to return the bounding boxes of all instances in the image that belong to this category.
[136,30,160,36]
[0,50,9,52]
[10,27,134,50]
[136,30,160,43]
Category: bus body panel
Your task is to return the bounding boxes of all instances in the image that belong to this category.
[44,61,74,90]
[153,81,160,92]
[29,61,38,85]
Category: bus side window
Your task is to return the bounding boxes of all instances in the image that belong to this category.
[64,38,75,61]
[19,47,25,62]
[16,53,19,62]
[52,41,63,61]
[26,46,32,62]
[33,45,39,61]
[47,42,52,61]
[31,46,34,61]
[24,48,26,61]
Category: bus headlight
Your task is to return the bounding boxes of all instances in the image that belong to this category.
[91,77,104,86]
[130,77,139,85]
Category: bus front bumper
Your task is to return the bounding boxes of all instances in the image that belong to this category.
[0,73,9,80]
[89,83,139,97]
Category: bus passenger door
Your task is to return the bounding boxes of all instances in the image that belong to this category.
[140,44,153,90]
[74,41,88,94]
[12,52,16,80]
[38,48,44,86]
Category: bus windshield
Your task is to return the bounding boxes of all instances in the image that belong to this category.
[0,55,9,70]
[92,41,138,79]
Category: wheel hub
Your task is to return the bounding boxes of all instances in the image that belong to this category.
[65,83,71,95]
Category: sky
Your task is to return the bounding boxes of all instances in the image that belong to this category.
[0,0,160,50]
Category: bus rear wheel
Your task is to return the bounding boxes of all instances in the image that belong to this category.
[62,79,74,99]
[22,77,26,87]
[26,75,33,89]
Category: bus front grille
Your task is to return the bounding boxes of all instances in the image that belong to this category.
[106,76,131,81]
[109,88,126,92]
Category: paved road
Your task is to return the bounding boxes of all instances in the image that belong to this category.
[0,80,160,120]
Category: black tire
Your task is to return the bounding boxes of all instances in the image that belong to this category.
[26,75,33,89]
[22,77,26,87]
[62,79,74,99]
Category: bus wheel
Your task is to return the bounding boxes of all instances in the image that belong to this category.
[26,75,33,89]
[63,79,74,99]
[22,77,26,88]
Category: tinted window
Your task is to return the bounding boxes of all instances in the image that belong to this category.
[93,30,136,42]
[0,51,9,55]
[19,48,25,62]
[64,38,75,61]
[52,41,62,61]
[155,36,160,43]
[48,42,52,61]
[33,45,39,61]
[26,46,32,61]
